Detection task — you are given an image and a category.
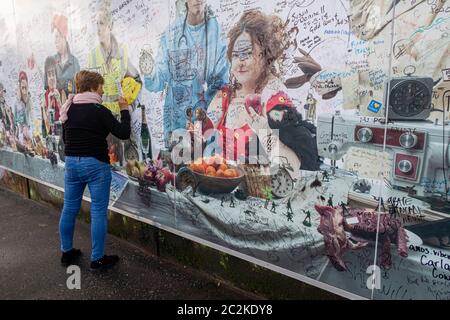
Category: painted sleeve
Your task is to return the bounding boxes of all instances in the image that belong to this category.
[205,20,230,107]
[206,91,223,127]
[73,56,80,73]
[144,32,169,93]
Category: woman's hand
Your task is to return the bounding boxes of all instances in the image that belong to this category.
[244,104,269,133]
[118,97,129,111]
[243,94,269,132]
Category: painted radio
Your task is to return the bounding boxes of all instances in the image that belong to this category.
[317,113,450,197]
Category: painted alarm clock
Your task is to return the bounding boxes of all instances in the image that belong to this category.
[270,157,295,198]
[386,66,433,121]
[139,46,154,76]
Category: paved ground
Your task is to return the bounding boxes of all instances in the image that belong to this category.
[0,187,260,300]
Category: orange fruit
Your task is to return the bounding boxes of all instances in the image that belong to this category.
[218,164,228,171]
[206,166,216,176]
[191,163,206,174]
[230,169,239,177]
[216,169,225,177]
[224,169,235,178]
[205,155,225,168]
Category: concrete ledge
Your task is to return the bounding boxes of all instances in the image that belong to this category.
[0,168,29,198]
[1,170,341,299]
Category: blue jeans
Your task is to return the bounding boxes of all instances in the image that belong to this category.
[59,156,112,261]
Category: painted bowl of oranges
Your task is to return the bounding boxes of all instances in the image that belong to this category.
[187,156,244,194]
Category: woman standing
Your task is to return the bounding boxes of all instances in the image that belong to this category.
[59,70,130,270]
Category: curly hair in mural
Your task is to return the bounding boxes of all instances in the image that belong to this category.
[227,10,287,94]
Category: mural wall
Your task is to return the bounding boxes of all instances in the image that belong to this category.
[1,0,450,299]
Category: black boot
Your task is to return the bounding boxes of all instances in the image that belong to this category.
[61,249,82,267]
[90,255,120,271]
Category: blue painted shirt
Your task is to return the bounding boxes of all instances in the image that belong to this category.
[144,16,229,142]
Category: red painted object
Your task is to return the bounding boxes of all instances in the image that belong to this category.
[394,153,420,181]
[354,125,426,150]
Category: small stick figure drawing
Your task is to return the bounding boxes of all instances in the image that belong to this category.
[322,170,329,182]
[264,198,270,209]
[327,195,334,207]
[339,202,349,215]
[302,209,312,227]
[270,201,277,213]
[286,211,294,222]
[229,196,235,208]
[286,198,294,215]
[263,187,272,209]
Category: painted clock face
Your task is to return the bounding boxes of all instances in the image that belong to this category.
[390,80,431,117]
[139,50,154,75]
[271,168,294,198]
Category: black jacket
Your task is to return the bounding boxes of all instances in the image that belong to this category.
[63,103,131,164]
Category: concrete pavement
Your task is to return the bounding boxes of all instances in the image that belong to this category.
[0,187,260,300]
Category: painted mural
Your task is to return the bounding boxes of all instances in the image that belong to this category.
[1,0,450,300]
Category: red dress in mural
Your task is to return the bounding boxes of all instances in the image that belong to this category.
[215,86,255,162]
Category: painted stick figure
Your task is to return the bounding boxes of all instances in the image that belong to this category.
[302,209,312,227]
[270,201,277,213]
[286,211,294,222]
[230,196,235,208]
[327,195,334,207]
[322,170,329,182]
[263,187,272,209]
[286,198,294,215]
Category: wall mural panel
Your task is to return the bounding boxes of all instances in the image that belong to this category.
[1,0,450,299]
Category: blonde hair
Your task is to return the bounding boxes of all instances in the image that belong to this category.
[96,0,113,27]
[75,70,104,93]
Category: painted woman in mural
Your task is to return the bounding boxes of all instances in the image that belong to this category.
[142,0,229,147]
[51,14,80,98]
[14,71,33,153]
[0,82,15,149]
[0,83,6,145]
[41,56,63,138]
[206,11,321,178]
[88,1,141,165]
